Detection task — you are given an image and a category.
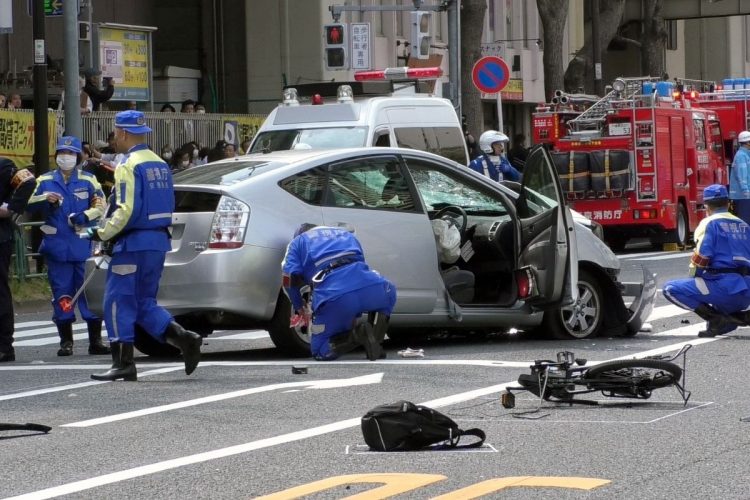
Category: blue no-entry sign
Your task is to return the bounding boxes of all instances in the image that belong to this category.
[472,56,510,94]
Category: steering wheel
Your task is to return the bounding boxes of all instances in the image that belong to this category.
[433,206,468,237]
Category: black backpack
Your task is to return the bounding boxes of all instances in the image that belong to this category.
[361,400,486,451]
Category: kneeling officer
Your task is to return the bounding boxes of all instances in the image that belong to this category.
[282,224,397,360]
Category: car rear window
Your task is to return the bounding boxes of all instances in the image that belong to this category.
[173,160,286,186]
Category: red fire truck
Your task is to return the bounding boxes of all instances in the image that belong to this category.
[533,77,728,250]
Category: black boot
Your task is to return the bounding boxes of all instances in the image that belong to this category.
[56,322,74,356]
[329,331,362,357]
[90,343,137,381]
[87,320,111,355]
[0,350,15,362]
[695,304,735,338]
[164,322,202,375]
[353,320,383,361]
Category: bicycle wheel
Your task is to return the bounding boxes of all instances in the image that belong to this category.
[582,359,682,392]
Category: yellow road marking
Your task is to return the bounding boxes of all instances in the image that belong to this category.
[432,476,612,499]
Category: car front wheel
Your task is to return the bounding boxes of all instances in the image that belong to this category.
[543,269,604,340]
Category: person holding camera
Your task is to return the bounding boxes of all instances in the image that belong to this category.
[82,68,114,112]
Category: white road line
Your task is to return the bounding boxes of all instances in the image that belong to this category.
[14,320,52,328]
[15,331,94,347]
[210,331,268,340]
[619,250,684,259]
[15,323,93,339]
[62,373,385,428]
[647,304,690,321]
[0,366,187,402]
[631,252,691,262]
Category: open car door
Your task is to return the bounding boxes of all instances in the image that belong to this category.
[515,145,577,308]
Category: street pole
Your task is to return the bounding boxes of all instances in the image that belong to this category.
[64,0,82,137]
[591,0,604,96]
[32,0,49,175]
[447,0,460,113]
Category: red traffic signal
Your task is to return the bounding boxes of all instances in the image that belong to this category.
[324,24,345,46]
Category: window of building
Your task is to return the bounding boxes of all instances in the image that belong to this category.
[667,20,677,51]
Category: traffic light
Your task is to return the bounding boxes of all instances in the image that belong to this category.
[324,23,348,70]
[410,11,431,60]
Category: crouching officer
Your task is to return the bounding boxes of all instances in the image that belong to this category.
[82,110,202,381]
[26,136,110,356]
[282,224,397,361]
[663,184,750,337]
[0,159,35,362]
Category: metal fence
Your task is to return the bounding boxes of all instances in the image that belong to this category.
[76,111,267,152]
[10,222,45,281]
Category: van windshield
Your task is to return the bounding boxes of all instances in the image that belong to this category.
[249,127,368,153]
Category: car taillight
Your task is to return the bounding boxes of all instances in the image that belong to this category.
[516,267,537,299]
[208,196,250,249]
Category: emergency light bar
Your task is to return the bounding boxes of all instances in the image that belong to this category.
[354,66,443,82]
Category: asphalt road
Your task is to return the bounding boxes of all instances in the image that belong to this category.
[3,245,750,499]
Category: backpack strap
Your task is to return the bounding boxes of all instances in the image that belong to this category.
[452,428,486,449]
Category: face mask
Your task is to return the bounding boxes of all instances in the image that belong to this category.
[192,148,199,158]
[180,160,189,168]
[56,155,77,171]
[163,151,173,160]
[196,109,206,114]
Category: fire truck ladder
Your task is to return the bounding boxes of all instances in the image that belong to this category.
[567,77,656,133]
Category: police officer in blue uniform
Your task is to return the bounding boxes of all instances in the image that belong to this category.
[83,111,202,381]
[663,184,750,337]
[282,224,397,361]
[468,130,521,182]
[0,159,35,362]
[26,136,109,356]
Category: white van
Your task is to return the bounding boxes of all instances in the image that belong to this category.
[248,76,469,165]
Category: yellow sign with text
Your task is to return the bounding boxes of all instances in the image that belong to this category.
[99,26,151,101]
[0,110,57,168]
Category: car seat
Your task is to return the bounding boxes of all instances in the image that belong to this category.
[441,266,475,304]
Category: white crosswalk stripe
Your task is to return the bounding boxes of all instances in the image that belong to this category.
[12,321,270,346]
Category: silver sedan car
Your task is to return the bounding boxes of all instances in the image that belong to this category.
[86,146,655,357]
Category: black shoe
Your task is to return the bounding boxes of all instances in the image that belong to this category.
[0,350,15,362]
[57,341,74,356]
[86,321,111,355]
[56,322,74,356]
[353,322,382,361]
[698,319,736,338]
[164,322,202,375]
[91,343,137,381]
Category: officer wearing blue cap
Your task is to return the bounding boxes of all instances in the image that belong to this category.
[82,110,202,381]
[282,224,397,360]
[663,184,750,337]
[26,136,108,356]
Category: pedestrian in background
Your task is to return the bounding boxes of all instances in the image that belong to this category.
[0,158,36,362]
[507,133,529,172]
[26,136,109,356]
[82,69,114,111]
[84,110,202,381]
[729,130,750,224]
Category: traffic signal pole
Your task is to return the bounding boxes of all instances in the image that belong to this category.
[63,0,82,137]
[328,1,459,111]
[32,0,49,174]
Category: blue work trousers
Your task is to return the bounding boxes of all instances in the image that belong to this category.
[103,250,173,344]
[47,259,99,324]
[663,276,750,333]
[310,280,397,360]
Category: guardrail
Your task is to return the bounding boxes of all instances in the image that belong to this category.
[10,221,45,281]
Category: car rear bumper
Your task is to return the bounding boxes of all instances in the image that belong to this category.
[621,266,657,334]
[84,245,285,320]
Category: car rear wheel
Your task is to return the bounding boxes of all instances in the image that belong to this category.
[543,269,604,340]
[267,291,311,357]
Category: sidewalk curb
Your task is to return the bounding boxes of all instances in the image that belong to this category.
[14,299,52,315]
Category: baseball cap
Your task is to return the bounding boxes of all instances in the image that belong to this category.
[703,184,729,201]
[114,110,152,135]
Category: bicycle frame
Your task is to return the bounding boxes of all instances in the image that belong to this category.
[501,345,692,408]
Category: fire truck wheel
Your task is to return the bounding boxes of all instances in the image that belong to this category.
[543,269,603,340]
[666,204,689,248]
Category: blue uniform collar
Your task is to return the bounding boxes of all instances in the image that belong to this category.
[127,144,150,153]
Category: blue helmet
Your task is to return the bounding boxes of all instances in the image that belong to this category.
[703,184,729,202]
[56,136,82,155]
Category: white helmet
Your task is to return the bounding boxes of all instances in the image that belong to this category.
[478,130,509,154]
[739,130,750,144]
